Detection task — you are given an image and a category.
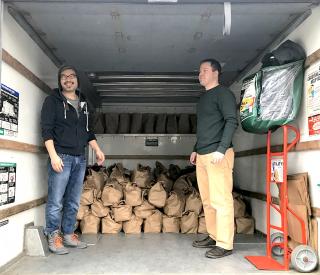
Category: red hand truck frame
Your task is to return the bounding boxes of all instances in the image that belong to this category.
[245,125,316,271]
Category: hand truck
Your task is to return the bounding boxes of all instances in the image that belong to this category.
[245,125,319,272]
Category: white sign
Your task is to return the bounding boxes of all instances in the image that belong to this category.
[305,61,320,137]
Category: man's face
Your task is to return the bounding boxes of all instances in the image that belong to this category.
[60,69,78,93]
[198,62,218,88]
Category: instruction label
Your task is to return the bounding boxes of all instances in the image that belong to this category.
[0,162,16,206]
[305,61,320,137]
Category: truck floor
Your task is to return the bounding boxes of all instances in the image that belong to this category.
[1,233,313,274]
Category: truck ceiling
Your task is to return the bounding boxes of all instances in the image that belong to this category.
[3,0,319,104]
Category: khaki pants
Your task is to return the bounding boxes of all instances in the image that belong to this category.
[196,148,234,250]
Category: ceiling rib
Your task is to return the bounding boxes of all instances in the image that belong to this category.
[90,72,202,102]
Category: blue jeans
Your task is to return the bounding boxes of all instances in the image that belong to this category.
[45,154,86,235]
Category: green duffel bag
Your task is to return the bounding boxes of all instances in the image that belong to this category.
[240,60,304,134]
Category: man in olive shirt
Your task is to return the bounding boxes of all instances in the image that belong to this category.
[190,59,238,258]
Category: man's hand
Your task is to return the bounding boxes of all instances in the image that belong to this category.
[190,152,197,165]
[45,140,63,173]
[95,149,105,166]
[51,154,64,173]
[89,140,105,166]
[211,151,224,164]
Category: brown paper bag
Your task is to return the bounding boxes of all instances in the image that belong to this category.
[277,173,312,248]
[232,192,241,199]
[80,189,95,206]
[162,215,180,233]
[110,163,127,184]
[101,179,123,206]
[287,173,311,215]
[233,196,246,218]
[154,161,167,179]
[144,210,162,233]
[180,211,198,233]
[83,179,96,190]
[76,204,90,220]
[168,164,181,181]
[123,214,143,234]
[117,180,131,189]
[91,200,110,218]
[101,214,122,234]
[124,183,143,206]
[288,238,301,251]
[198,211,207,234]
[287,203,309,243]
[112,201,132,222]
[173,174,194,195]
[131,164,152,188]
[185,190,202,215]
[236,216,255,234]
[87,169,107,197]
[163,191,185,217]
[134,199,155,219]
[80,212,100,234]
[157,173,174,193]
[148,181,167,208]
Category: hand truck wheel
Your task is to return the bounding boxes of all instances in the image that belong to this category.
[270,232,284,256]
[291,245,319,273]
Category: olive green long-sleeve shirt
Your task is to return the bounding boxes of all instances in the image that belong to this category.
[194,85,238,155]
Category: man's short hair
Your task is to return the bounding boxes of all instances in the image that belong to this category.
[200,58,222,75]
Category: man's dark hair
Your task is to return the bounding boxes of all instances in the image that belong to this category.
[200,58,222,75]
[58,64,80,91]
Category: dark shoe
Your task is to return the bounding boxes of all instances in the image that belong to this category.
[205,246,233,259]
[192,236,216,248]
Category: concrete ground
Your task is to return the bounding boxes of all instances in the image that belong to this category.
[1,233,318,274]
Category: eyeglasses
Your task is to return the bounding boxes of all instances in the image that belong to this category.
[61,74,77,81]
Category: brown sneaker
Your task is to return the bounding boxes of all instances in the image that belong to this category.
[48,230,69,255]
[63,233,87,249]
[192,236,216,248]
